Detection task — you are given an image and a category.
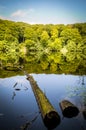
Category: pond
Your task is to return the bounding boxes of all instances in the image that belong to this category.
[0,72,86,130]
[0,52,86,130]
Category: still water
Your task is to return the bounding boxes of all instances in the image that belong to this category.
[0,73,86,130]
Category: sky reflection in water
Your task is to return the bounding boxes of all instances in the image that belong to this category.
[0,74,86,130]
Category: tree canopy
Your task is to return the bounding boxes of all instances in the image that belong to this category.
[0,19,86,70]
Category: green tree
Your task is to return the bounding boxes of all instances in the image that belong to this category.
[0,40,19,66]
[40,31,49,47]
[60,27,82,46]
[50,27,59,40]
[48,38,62,51]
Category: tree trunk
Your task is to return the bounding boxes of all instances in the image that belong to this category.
[59,100,79,118]
[26,74,60,129]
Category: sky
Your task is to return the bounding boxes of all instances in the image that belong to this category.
[0,0,86,24]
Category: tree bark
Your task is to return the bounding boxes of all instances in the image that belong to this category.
[59,100,79,118]
[26,74,60,129]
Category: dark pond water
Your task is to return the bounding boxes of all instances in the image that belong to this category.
[0,72,86,130]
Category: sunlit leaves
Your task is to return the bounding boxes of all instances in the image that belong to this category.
[0,19,86,73]
[40,31,49,47]
[24,26,37,41]
[47,52,61,63]
[48,38,62,51]
[66,40,77,52]
[50,27,59,40]
[0,40,19,65]
[60,28,81,41]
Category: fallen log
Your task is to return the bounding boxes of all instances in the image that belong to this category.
[26,74,60,129]
[59,100,79,118]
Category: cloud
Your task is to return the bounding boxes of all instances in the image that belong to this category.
[0,7,42,24]
[11,8,34,18]
[0,15,4,19]
[11,10,27,17]
[9,8,36,24]
[29,8,34,12]
[0,15,7,20]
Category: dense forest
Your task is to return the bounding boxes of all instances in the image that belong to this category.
[0,19,86,72]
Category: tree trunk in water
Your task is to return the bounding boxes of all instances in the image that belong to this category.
[59,100,79,118]
[26,74,60,129]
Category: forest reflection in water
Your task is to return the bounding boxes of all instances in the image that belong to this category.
[0,51,86,130]
[0,51,86,77]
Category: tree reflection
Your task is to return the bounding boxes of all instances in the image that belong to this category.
[20,112,40,130]
[0,51,86,77]
[24,51,86,75]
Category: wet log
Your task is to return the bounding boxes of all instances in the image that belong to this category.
[27,74,60,129]
[59,100,79,118]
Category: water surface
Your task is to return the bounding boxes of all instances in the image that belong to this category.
[0,73,86,130]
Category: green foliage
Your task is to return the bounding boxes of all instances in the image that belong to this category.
[40,60,49,70]
[60,28,82,46]
[0,40,19,66]
[48,38,62,51]
[50,62,57,72]
[66,40,77,52]
[47,52,61,63]
[40,31,49,47]
[50,27,59,40]
[24,26,37,41]
[73,23,86,38]
[0,19,86,71]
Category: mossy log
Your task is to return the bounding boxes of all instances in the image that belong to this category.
[59,100,79,118]
[27,74,60,129]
